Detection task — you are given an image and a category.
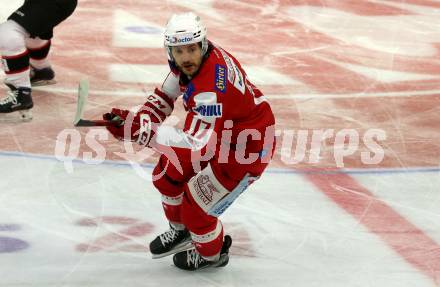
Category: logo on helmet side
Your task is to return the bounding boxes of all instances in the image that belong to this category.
[170,36,194,44]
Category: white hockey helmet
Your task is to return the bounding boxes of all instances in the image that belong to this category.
[164,12,208,60]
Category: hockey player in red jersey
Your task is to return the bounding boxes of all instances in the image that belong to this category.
[104,12,276,270]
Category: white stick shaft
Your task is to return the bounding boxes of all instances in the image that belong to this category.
[73,79,89,126]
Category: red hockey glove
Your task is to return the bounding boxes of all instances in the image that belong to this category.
[103,88,174,146]
[103,108,140,142]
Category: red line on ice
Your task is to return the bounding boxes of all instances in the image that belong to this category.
[305,172,440,284]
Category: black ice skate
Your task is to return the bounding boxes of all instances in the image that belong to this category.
[149,225,192,259]
[30,66,56,86]
[0,84,33,122]
[173,235,232,271]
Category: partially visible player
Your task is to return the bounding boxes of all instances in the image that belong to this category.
[104,12,276,271]
[0,0,77,121]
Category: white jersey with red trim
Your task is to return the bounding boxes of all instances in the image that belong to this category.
[154,42,275,161]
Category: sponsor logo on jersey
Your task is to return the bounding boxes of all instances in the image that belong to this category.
[194,103,223,118]
[193,174,218,205]
[234,65,243,86]
[215,64,227,93]
[218,48,236,83]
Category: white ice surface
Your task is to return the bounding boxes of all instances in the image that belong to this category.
[0,154,437,287]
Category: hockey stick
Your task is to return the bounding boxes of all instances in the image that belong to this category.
[73,79,122,127]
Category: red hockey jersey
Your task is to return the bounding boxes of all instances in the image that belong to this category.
[154,42,275,167]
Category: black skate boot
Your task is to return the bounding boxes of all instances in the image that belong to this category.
[149,224,192,259]
[173,235,232,271]
[0,84,33,122]
[30,65,56,86]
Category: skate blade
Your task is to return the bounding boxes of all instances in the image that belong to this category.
[151,240,193,259]
[0,109,33,123]
[31,79,57,87]
[213,253,230,268]
[195,254,230,271]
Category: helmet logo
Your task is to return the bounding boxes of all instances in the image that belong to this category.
[170,36,194,44]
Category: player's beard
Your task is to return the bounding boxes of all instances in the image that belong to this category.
[178,61,201,78]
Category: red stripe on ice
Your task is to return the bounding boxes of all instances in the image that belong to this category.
[305,172,440,284]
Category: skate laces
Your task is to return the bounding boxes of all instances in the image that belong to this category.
[160,228,179,245]
[0,90,18,105]
[186,248,204,268]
